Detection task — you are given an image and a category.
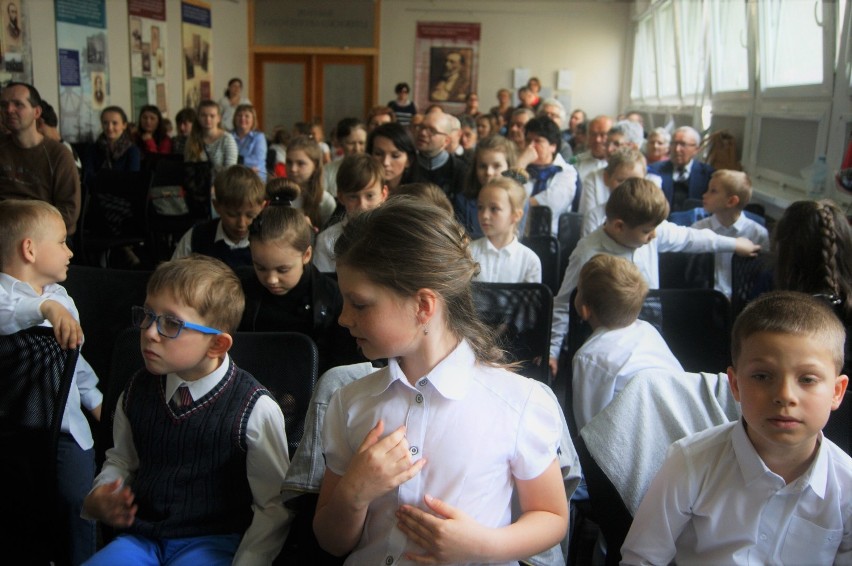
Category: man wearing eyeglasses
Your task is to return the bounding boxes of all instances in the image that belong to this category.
[411,110,467,199]
[649,126,715,212]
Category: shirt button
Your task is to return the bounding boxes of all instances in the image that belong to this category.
[410,446,419,455]
[385,557,394,565]
[419,379,428,386]
[415,394,423,403]
[759,533,767,541]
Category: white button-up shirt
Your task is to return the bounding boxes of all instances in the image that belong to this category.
[622,419,852,564]
[322,341,563,566]
[470,236,542,284]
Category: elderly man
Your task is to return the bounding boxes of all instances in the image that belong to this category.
[648,126,714,211]
[410,109,467,198]
[0,82,81,234]
[431,51,469,102]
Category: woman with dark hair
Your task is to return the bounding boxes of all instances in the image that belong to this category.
[85,106,141,180]
[367,122,415,193]
[387,82,416,127]
[219,77,250,132]
[134,104,172,159]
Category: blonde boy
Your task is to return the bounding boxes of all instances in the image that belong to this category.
[622,291,851,563]
[548,178,761,376]
[692,170,770,298]
[313,154,388,272]
[572,254,682,430]
[172,164,266,269]
[0,199,102,563]
[83,256,290,564]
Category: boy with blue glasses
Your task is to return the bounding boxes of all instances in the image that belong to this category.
[83,255,291,565]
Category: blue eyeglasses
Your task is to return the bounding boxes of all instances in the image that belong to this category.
[132,306,222,339]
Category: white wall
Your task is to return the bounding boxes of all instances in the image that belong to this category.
[379,0,631,117]
[28,0,628,130]
[29,0,249,123]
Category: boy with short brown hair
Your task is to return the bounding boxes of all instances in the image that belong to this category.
[313,154,388,272]
[622,291,851,563]
[548,178,762,376]
[571,254,682,430]
[172,164,267,269]
[83,256,291,564]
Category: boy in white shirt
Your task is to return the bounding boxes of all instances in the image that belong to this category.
[691,170,770,298]
[83,256,291,564]
[0,199,102,564]
[571,254,683,431]
[622,291,851,563]
[313,154,388,272]
[548,178,761,377]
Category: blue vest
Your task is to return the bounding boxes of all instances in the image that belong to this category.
[191,219,253,269]
[123,361,269,539]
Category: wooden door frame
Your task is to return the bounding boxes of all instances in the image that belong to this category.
[247,0,381,131]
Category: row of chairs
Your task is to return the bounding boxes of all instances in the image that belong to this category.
[75,156,213,268]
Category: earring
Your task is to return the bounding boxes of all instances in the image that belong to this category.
[423,324,429,335]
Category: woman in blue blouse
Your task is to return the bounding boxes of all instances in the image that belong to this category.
[232,103,268,181]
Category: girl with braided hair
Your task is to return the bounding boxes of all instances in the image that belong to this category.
[773,199,852,373]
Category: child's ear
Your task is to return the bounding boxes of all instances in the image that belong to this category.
[302,245,313,265]
[727,195,740,209]
[381,185,389,200]
[577,302,592,322]
[608,219,625,233]
[21,237,36,264]
[414,288,438,325]
[207,332,233,359]
[512,207,524,224]
[727,366,742,402]
[832,374,849,410]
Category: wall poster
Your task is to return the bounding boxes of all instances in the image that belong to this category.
[181,0,210,110]
[1,0,33,83]
[414,22,480,113]
[128,0,167,120]
[55,0,108,142]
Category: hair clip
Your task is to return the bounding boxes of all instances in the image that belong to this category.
[268,194,292,207]
[812,292,842,306]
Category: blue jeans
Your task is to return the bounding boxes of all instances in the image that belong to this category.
[56,433,96,565]
[84,533,241,566]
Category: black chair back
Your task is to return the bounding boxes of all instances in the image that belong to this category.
[104,329,318,458]
[574,435,633,566]
[731,253,773,320]
[522,235,561,295]
[0,328,78,559]
[472,282,553,384]
[649,288,732,373]
[62,265,151,390]
[557,211,584,279]
[525,205,552,238]
[658,251,715,289]
[77,169,151,267]
[825,391,851,455]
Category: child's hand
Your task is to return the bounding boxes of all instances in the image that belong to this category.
[340,420,426,509]
[733,237,761,257]
[83,479,137,528]
[548,357,559,379]
[40,300,83,349]
[398,494,492,564]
